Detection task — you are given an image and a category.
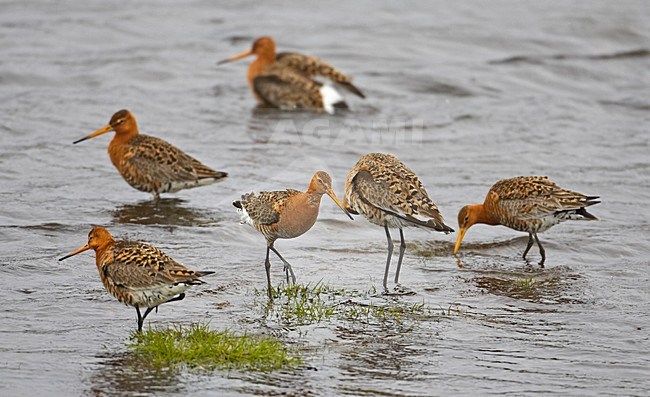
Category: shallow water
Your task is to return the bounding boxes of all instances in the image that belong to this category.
[1,0,649,396]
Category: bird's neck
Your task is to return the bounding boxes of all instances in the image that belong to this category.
[305,191,324,207]
[247,55,275,84]
[108,130,138,168]
[472,204,499,226]
[94,240,115,270]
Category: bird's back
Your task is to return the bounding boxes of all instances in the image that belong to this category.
[111,134,227,195]
[99,240,212,308]
[345,153,453,232]
[486,176,599,232]
[276,52,365,98]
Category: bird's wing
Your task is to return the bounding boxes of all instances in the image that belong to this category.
[349,154,452,231]
[491,176,597,219]
[103,242,204,289]
[276,52,365,98]
[239,189,301,225]
[253,66,324,110]
[121,134,226,188]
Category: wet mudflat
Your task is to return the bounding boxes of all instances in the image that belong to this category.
[1,1,649,396]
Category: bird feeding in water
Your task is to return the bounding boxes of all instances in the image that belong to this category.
[454,176,600,266]
[73,109,227,200]
[344,153,454,291]
[59,226,214,332]
[218,36,365,114]
[233,171,352,299]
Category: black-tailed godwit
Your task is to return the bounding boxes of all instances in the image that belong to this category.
[343,153,454,291]
[73,110,227,200]
[218,37,365,113]
[454,176,600,266]
[59,226,214,331]
[233,171,352,298]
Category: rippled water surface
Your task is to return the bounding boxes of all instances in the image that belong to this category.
[1,1,649,396]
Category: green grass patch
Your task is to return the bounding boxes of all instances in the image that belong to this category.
[514,276,538,290]
[128,323,301,372]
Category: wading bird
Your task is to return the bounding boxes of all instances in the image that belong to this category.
[73,110,227,200]
[344,153,454,291]
[233,171,352,298]
[59,226,213,332]
[454,176,600,266]
[218,36,365,113]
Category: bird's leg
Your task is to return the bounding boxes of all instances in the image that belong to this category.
[394,228,406,284]
[523,233,534,259]
[265,246,273,299]
[383,225,394,291]
[533,233,545,267]
[139,307,155,331]
[270,246,296,285]
[136,307,143,332]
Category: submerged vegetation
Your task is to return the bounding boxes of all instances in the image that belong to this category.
[259,282,462,328]
[128,323,301,372]
[127,284,462,373]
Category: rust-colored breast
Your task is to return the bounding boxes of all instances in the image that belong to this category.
[240,189,314,241]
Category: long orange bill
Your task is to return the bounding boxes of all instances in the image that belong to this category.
[59,244,90,261]
[453,228,468,255]
[217,49,253,65]
[326,189,353,220]
[73,124,113,144]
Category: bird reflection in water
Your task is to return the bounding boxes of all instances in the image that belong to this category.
[89,351,184,397]
[112,198,219,227]
[467,264,582,304]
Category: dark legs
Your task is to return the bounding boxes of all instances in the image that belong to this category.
[136,306,155,332]
[383,225,394,290]
[270,246,296,285]
[523,233,545,267]
[263,244,297,300]
[135,293,186,332]
[265,246,273,299]
[523,233,534,259]
[394,229,406,284]
[533,233,546,267]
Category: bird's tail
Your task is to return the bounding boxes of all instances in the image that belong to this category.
[576,207,599,220]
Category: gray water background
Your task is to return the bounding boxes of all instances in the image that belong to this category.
[1,1,649,396]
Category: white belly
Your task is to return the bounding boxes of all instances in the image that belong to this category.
[130,283,191,308]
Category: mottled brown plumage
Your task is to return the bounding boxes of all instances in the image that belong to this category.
[59,226,214,332]
[454,176,600,266]
[233,171,352,298]
[73,110,227,199]
[344,153,454,290]
[218,37,364,113]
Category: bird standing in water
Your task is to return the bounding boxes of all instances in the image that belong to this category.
[233,171,352,298]
[454,176,600,266]
[59,226,213,332]
[218,36,365,113]
[344,153,454,291]
[73,109,227,200]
